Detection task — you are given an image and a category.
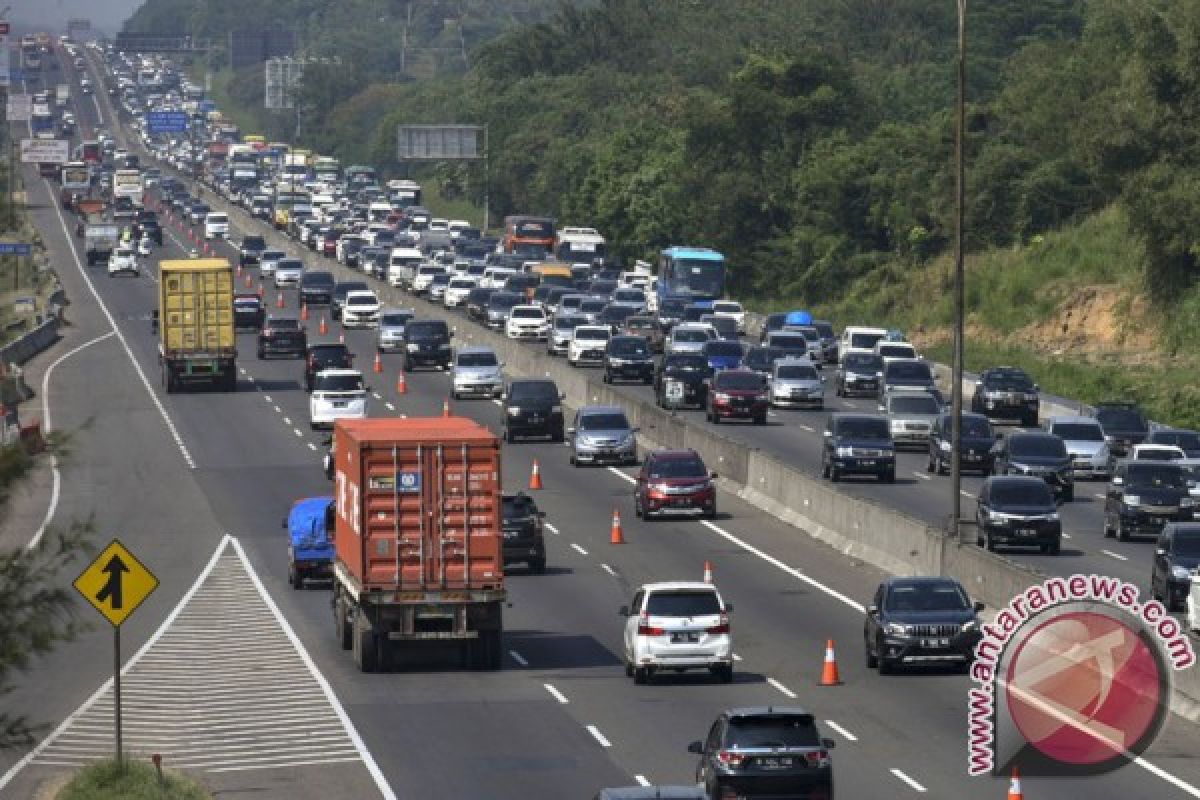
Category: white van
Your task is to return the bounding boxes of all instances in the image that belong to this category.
[387,247,424,288]
[203,211,229,240]
[481,267,516,290]
[839,326,889,365]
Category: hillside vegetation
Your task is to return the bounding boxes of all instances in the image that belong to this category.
[124,0,1200,422]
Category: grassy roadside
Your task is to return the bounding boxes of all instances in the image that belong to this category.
[56,760,210,800]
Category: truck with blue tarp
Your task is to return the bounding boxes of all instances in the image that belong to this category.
[285,496,335,589]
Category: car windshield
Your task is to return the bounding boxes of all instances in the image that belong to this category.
[714,372,764,391]
[450,279,475,288]
[770,335,807,349]
[555,317,586,330]
[512,308,544,319]
[850,332,885,349]
[725,717,820,749]
[990,480,1055,506]
[1154,431,1200,450]
[407,322,448,339]
[278,260,303,272]
[265,318,299,330]
[346,294,376,306]
[303,273,335,287]
[706,341,743,357]
[890,395,939,414]
[576,328,611,341]
[580,299,607,313]
[1125,464,1187,489]
[986,370,1034,391]
[879,344,916,358]
[458,352,498,368]
[1175,534,1200,557]
[611,339,649,356]
[243,236,265,249]
[713,302,740,314]
[1136,447,1183,461]
[887,362,932,381]
[380,313,412,326]
[262,250,285,261]
[666,355,708,371]
[844,354,883,372]
[648,458,707,479]
[580,413,629,431]
[777,364,819,380]
[502,495,538,519]
[490,295,521,310]
[315,374,363,392]
[644,590,721,617]
[959,416,993,437]
[1012,436,1067,458]
[886,583,970,612]
[509,382,559,402]
[837,418,889,438]
[1096,408,1148,432]
[675,329,710,343]
[1053,423,1104,441]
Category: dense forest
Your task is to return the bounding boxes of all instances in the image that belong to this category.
[124,0,1200,316]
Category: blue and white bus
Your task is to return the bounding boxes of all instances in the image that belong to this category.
[657,246,726,310]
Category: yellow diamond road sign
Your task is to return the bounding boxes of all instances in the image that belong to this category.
[74,539,159,627]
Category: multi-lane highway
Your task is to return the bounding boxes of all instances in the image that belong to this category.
[2,40,1199,800]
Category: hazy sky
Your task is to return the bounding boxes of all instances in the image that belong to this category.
[12,0,144,38]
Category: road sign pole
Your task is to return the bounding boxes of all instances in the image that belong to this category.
[114,625,123,766]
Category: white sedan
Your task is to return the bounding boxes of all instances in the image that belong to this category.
[505,305,550,340]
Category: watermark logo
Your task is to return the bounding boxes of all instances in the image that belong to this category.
[968,574,1194,777]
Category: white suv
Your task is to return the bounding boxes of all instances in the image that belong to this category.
[568,325,612,366]
[309,369,367,429]
[505,305,550,340]
[621,581,733,684]
[340,290,381,328]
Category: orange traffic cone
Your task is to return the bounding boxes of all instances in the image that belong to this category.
[396,371,408,395]
[1007,767,1023,800]
[703,560,714,583]
[373,352,383,374]
[818,639,843,686]
[529,459,543,490]
[610,509,625,544]
[276,292,284,309]
[442,398,451,417]
[319,316,328,335]
[300,303,309,321]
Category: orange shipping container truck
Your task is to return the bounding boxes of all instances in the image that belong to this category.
[331,417,506,672]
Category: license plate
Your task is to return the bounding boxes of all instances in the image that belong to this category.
[1017,528,1037,537]
[965,454,980,461]
[670,632,699,643]
[758,757,793,769]
[922,638,951,648]
[859,460,876,467]
[672,498,691,507]
[666,383,684,400]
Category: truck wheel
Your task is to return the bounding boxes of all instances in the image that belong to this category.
[352,613,380,672]
[334,597,352,650]
[471,631,502,671]
[289,565,303,589]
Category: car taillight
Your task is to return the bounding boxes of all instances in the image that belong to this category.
[637,624,666,636]
[707,612,730,635]
[803,749,832,768]
[715,750,747,768]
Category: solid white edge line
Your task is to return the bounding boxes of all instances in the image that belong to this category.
[634,775,651,787]
[699,520,865,612]
[571,543,589,556]
[586,725,612,748]
[822,719,857,742]
[890,768,927,792]
[28,331,115,550]
[0,534,232,791]
[42,172,195,469]
[508,650,528,667]
[543,684,569,704]
[228,537,396,800]
[766,677,797,699]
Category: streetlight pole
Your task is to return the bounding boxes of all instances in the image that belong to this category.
[950,0,967,540]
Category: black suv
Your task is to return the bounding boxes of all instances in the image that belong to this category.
[134,210,163,245]
[1093,401,1150,457]
[502,378,565,442]
[864,576,984,674]
[688,708,835,800]
[834,352,883,398]
[879,359,937,399]
[233,293,265,332]
[1152,523,1200,611]
[402,319,454,371]
[992,431,1074,501]
[822,413,896,483]
[1104,461,1194,541]
[258,316,307,359]
[502,491,546,574]
[299,270,336,306]
[603,335,654,384]
[239,234,266,266]
[927,411,996,475]
[331,280,370,321]
[304,343,354,391]
[975,476,1063,554]
[971,366,1040,426]
[654,353,710,409]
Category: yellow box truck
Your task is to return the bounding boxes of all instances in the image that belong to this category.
[158,259,237,392]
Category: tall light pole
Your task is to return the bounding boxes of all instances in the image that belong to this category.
[950,0,967,540]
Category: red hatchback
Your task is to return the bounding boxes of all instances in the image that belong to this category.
[634,449,718,520]
[706,369,769,425]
